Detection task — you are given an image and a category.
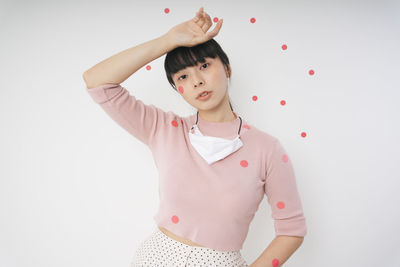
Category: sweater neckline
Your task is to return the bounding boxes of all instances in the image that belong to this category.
[190,111,243,139]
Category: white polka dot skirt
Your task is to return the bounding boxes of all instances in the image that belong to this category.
[129,227,249,267]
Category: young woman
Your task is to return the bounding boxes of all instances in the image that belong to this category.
[83,7,307,267]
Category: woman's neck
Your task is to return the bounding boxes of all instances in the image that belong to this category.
[198,110,237,123]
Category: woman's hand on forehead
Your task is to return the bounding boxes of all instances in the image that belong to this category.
[166,7,223,48]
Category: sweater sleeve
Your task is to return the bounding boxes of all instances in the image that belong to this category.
[264,139,307,237]
[85,83,172,148]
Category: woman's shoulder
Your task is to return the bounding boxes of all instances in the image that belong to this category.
[241,121,278,143]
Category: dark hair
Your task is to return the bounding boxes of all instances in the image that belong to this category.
[164,38,234,111]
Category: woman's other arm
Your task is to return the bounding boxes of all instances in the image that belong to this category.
[83,33,176,88]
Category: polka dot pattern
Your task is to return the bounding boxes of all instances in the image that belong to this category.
[130,227,249,267]
[171,215,179,224]
[272,258,280,267]
[240,160,248,167]
[276,201,285,209]
[171,120,178,127]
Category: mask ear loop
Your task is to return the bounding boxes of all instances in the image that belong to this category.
[238,116,242,135]
[195,110,199,124]
[190,111,200,132]
[228,73,242,136]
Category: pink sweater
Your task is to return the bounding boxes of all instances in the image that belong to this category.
[86,83,307,251]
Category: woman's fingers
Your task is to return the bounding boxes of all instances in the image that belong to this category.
[201,11,213,33]
[194,9,206,28]
[193,7,203,22]
[193,7,220,39]
[206,18,223,39]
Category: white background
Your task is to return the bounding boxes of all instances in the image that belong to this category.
[1,0,400,266]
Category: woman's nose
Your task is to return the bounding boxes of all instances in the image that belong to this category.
[191,71,205,87]
[194,78,204,87]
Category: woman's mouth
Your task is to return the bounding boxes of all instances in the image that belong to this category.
[197,91,212,100]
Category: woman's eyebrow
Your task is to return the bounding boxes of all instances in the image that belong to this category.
[176,60,209,77]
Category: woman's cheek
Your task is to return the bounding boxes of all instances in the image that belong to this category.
[178,85,184,94]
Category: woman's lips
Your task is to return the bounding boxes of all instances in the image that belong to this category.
[197,91,211,99]
[197,91,212,100]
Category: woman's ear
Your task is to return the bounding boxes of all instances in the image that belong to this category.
[225,65,232,78]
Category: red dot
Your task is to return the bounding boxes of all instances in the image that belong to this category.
[250,17,256,23]
[171,215,179,223]
[282,44,287,50]
[164,8,170,14]
[240,160,248,167]
[280,100,286,106]
[309,69,315,75]
[277,201,285,209]
[213,17,219,23]
[243,124,251,130]
[171,120,178,127]
[180,119,183,124]
[272,258,280,267]
[178,85,184,94]
[146,65,151,70]
[282,154,288,162]
[252,95,258,101]
[301,132,307,138]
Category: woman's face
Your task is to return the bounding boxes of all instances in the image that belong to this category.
[172,56,231,112]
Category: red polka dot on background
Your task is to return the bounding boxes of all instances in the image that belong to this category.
[213,17,219,23]
[272,258,280,267]
[280,100,286,106]
[282,44,287,50]
[178,86,184,94]
[243,124,251,130]
[171,215,179,223]
[164,8,170,14]
[309,69,315,75]
[282,154,289,162]
[146,65,151,70]
[277,201,285,209]
[252,95,258,101]
[240,160,248,167]
[171,120,178,127]
[301,132,307,138]
[250,17,256,23]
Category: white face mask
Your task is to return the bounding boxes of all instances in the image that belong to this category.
[188,112,243,165]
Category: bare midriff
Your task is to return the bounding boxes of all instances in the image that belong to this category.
[158,226,204,247]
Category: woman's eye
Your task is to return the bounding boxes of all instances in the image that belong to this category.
[201,63,209,69]
[178,63,209,81]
